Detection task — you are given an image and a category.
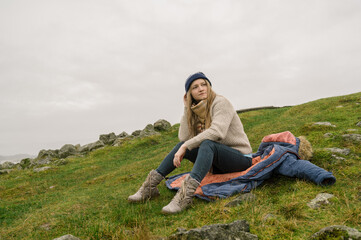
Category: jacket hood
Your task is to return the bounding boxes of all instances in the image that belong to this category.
[253,131,300,159]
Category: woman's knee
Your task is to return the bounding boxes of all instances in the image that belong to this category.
[173,141,185,150]
[200,139,215,146]
[199,140,217,150]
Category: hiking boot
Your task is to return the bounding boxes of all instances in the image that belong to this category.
[128,170,164,202]
[161,175,200,214]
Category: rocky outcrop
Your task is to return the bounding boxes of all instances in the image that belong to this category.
[325,147,350,156]
[112,138,128,147]
[342,133,361,143]
[99,132,117,145]
[154,119,172,131]
[19,158,32,169]
[313,122,336,127]
[167,220,258,240]
[0,161,15,169]
[34,157,52,166]
[307,193,335,209]
[347,129,358,132]
[0,119,172,172]
[117,131,129,138]
[59,144,78,158]
[139,124,160,138]
[225,193,257,207]
[112,131,131,147]
[331,154,346,162]
[311,225,361,239]
[53,234,80,240]
[131,130,142,137]
[37,149,59,159]
[0,169,14,175]
[33,166,52,173]
[79,140,105,153]
[323,133,333,138]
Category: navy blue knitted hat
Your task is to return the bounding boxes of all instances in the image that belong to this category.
[185,72,212,92]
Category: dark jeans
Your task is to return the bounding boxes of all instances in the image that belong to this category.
[156,140,252,182]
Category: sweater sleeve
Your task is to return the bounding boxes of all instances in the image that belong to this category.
[178,107,190,142]
[184,96,234,150]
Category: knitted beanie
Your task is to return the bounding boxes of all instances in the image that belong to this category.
[185,72,212,92]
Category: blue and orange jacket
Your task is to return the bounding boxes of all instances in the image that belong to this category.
[165,131,336,201]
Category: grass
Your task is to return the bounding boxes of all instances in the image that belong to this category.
[1,92,360,239]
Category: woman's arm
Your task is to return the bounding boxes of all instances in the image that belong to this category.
[178,107,190,141]
[179,94,190,141]
[184,96,235,150]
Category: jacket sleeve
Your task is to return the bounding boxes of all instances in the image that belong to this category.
[274,155,336,186]
[178,107,190,142]
[184,96,235,150]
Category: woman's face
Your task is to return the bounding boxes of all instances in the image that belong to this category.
[190,79,208,102]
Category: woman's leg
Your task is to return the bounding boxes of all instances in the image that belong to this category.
[128,142,199,203]
[156,142,198,177]
[190,140,252,182]
[162,140,252,214]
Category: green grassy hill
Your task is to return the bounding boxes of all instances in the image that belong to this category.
[1,92,360,240]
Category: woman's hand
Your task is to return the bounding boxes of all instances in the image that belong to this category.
[173,144,187,168]
[183,94,187,106]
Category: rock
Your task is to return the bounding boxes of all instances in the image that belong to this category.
[225,193,257,207]
[323,133,333,138]
[0,161,15,170]
[53,234,80,240]
[325,148,350,155]
[19,158,32,169]
[139,124,160,138]
[313,122,336,127]
[331,154,346,161]
[357,121,361,127]
[0,169,13,175]
[262,213,277,222]
[167,220,258,240]
[99,132,117,145]
[53,159,68,166]
[33,157,52,166]
[342,134,361,142]
[117,131,129,138]
[311,225,361,239]
[59,144,77,158]
[112,138,127,147]
[176,227,187,233]
[37,149,59,159]
[34,166,52,172]
[40,223,52,231]
[307,193,334,209]
[154,119,171,131]
[347,129,358,132]
[131,130,142,137]
[79,140,105,153]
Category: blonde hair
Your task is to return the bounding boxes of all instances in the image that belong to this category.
[186,80,216,137]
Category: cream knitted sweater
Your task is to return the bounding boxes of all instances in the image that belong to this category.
[179,95,252,154]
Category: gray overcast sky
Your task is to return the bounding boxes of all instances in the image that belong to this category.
[1,0,361,156]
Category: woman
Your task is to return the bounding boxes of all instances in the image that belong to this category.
[128,72,253,214]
